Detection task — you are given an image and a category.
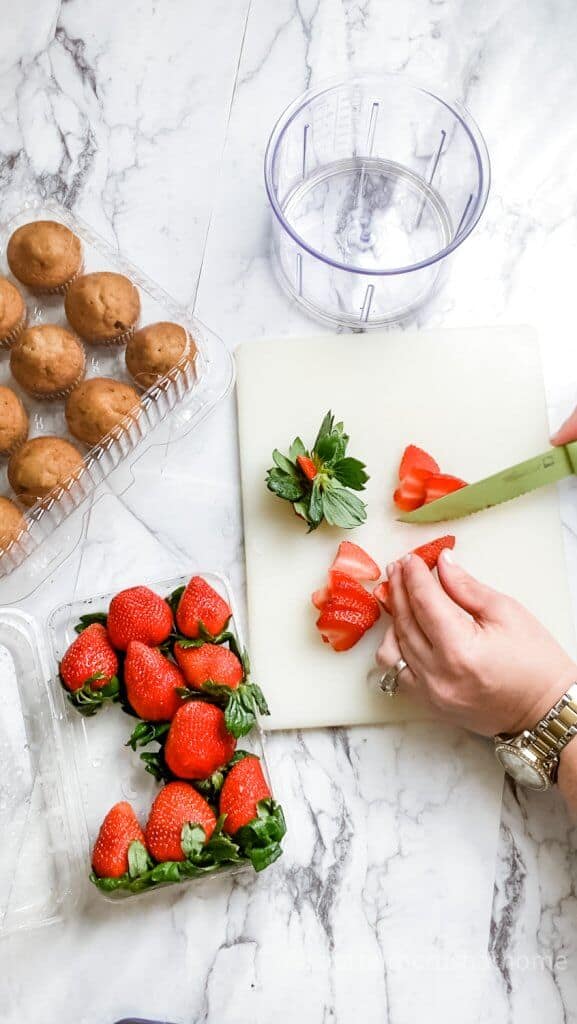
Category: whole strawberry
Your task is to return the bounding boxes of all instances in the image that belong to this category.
[164,701,236,780]
[145,781,216,862]
[220,755,271,835]
[174,643,243,691]
[107,586,173,651]
[125,641,184,721]
[175,577,231,638]
[219,756,286,872]
[60,623,118,692]
[92,801,147,879]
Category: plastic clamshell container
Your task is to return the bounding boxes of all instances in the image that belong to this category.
[0,201,234,602]
[0,571,268,935]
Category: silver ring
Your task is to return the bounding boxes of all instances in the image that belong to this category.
[379,658,408,696]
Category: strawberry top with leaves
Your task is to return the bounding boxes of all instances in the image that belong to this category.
[145,781,216,862]
[60,623,118,693]
[175,576,231,639]
[124,641,184,722]
[266,411,369,531]
[220,755,271,835]
[107,586,173,651]
[164,701,237,780]
[92,801,147,879]
[174,643,243,691]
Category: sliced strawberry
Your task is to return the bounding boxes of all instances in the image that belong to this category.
[423,474,467,504]
[316,599,378,651]
[296,454,317,481]
[412,534,456,568]
[393,467,431,511]
[312,584,329,610]
[312,570,381,615]
[373,581,392,614]
[330,541,380,581]
[399,445,440,481]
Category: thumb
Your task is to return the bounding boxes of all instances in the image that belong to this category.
[551,407,577,446]
[437,550,501,622]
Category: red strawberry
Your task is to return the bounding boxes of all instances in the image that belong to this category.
[296,454,317,481]
[399,445,440,480]
[424,474,467,504]
[395,445,441,512]
[174,643,243,691]
[220,756,271,836]
[145,781,216,862]
[374,535,456,614]
[312,584,330,610]
[124,642,184,721]
[176,577,231,639]
[107,586,173,651]
[316,600,378,651]
[92,801,147,879]
[330,541,380,581]
[312,570,381,615]
[60,623,118,692]
[164,701,236,780]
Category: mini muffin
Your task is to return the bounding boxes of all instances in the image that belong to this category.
[7,220,83,294]
[0,386,29,456]
[0,277,27,348]
[8,436,85,507]
[65,377,141,446]
[0,496,26,550]
[65,272,140,345]
[126,321,196,389]
[10,324,86,400]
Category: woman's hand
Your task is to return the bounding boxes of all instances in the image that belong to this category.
[376,551,577,737]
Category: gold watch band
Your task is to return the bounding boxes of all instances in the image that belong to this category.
[530,683,577,761]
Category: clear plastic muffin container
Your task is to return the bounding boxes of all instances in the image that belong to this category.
[0,201,234,603]
[0,571,273,936]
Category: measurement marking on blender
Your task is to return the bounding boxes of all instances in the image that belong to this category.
[296,252,303,296]
[360,284,375,322]
[366,102,379,156]
[456,193,474,237]
[302,123,310,179]
[415,129,446,229]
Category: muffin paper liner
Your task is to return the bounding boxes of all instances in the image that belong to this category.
[82,321,138,348]
[0,309,27,350]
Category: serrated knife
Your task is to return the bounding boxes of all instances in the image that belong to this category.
[398,440,577,523]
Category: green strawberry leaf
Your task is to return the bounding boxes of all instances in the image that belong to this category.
[308,477,323,527]
[74,611,108,634]
[166,585,185,616]
[289,437,306,460]
[266,468,306,502]
[127,840,152,878]
[126,720,170,751]
[235,799,287,872]
[65,674,120,717]
[272,449,298,474]
[313,411,334,449]
[181,822,207,859]
[140,750,173,782]
[331,456,369,491]
[321,485,367,528]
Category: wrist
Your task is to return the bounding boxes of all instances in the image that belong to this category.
[558,736,577,820]
[510,662,577,734]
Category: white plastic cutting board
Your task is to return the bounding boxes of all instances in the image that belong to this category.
[237,327,576,731]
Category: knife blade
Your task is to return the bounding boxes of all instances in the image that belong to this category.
[398,441,577,524]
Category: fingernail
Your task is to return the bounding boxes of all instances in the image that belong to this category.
[440,549,454,565]
[402,553,412,565]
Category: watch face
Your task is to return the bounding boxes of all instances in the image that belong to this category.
[495,745,550,790]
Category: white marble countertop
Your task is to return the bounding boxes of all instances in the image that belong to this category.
[2,1,577,1022]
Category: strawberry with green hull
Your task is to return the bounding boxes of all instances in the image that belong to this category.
[124,641,184,722]
[106,586,173,651]
[59,623,120,716]
[220,756,286,871]
[164,701,237,780]
[374,535,456,613]
[145,781,217,861]
[266,410,369,531]
[173,576,231,638]
[174,641,269,738]
[91,801,150,881]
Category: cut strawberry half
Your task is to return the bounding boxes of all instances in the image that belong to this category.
[423,474,467,504]
[311,570,381,619]
[394,467,431,512]
[373,581,392,615]
[399,445,440,481]
[316,603,373,651]
[296,454,317,481]
[374,535,456,615]
[330,540,380,581]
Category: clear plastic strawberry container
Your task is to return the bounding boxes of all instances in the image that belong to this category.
[0,200,234,605]
[0,571,277,936]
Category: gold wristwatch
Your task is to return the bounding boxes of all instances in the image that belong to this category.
[494,683,577,790]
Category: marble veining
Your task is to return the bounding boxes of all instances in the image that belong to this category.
[1,2,577,1023]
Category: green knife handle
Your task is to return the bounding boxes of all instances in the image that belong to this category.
[565,441,577,474]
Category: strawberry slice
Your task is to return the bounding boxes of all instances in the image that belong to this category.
[312,584,329,610]
[394,467,431,512]
[330,541,380,581]
[311,570,381,616]
[423,474,467,504]
[374,535,456,615]
[296,454,317,481]
[316,604,369,651]
[399,445,440,481]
